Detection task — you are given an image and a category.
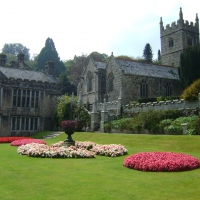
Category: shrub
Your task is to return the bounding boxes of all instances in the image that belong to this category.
[163,116,198,134]
[138,109,184,132]
[181,78,200,101]
[156,96,179,102]
[194,116,200,135]
[104,109,184,133]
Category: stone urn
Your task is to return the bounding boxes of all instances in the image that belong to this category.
[61,120,78,148]
[64,127,75,142]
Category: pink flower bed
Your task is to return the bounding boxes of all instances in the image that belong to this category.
[124,152,200,172]
[0,137,31,143]
[11,139,46,146]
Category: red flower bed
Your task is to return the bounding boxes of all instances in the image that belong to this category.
[0,137,31,143]
[124,152,200,172]
[11,139,46,146]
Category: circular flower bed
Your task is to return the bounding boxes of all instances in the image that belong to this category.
[0,137,31,143]
[17,141,128,158]
[11,139,46,146]
[18,143,95,158]
[124,152,200,172]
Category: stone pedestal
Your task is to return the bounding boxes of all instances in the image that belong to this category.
[63,141,75,148]
[181,123,188,135]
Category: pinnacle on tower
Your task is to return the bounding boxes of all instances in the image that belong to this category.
[179,7,183,21]
[195,13,199,27]
[160,17,163,32]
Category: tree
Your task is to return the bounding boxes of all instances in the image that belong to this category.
[158,50,161,61]
[59,72,77,95]
[143,43,153,63]
[88,51,108,62]
[2,43,30,60]
[178,46,200,89]
[37,38,65,77]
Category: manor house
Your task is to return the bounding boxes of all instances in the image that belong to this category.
[0,54,61,136]
[77,8,198,106]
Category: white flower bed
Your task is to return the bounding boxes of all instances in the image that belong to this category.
[17,141,128,158]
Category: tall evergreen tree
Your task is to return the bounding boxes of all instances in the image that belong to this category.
[158,49,161,61]
[143,43,153,63]
[59,72,77,95]
[178,46,200,89]
[37,38,65,77]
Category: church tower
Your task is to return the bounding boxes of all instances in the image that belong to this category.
[160,8,199,67]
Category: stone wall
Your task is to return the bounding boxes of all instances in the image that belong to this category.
[106,57,122,102]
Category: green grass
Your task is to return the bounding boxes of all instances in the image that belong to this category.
[1,132,200,200]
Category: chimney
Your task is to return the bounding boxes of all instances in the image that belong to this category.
[17,53,25,63]
[45,61,55,75]
[0,53,7,67]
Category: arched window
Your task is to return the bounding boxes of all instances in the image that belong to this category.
[165,83,172,97]
[107,72,114,92]
[87,71,93,92]
[169,37,174,47]
[140,80,148,98]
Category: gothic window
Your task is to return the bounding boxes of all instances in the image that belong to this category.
[187,37,192,46]
[169,37,174,47]
[165,83,172,97]
[108,72,114,92]
[87,71,93,92]
[11,117,38,132]
[13,89,40,108]
[140,80,148,98]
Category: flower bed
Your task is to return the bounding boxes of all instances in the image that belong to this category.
[11,139,46,146]
[0,137,31,143]
[18,143,95,158]
[124,152,200,172]
[91,144,128,157]
[17,141,128,158]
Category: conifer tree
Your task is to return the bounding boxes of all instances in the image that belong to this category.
[178,46,200,89]
[143,43,153,63]
[37,38,65,77]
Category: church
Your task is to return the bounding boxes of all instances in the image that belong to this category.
[77,8,199,106]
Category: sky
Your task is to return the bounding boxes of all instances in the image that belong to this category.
[1,0,200,61]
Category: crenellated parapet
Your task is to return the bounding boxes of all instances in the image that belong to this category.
[160,19,199,37]
[123,99,199,113]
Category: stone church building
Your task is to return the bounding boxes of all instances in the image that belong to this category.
[77,8,199,106]
[78,54,181,106]
[0,54,61,136]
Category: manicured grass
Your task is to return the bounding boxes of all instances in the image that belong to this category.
[1,132,200,200]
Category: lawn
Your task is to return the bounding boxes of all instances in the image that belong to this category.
[1,132,200,200]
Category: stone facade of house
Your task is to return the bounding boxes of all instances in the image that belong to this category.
[160,8,199,67]
[0,54,61,136]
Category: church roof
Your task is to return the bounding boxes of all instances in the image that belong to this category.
[0,66,58,83]
[116,60,179,80]
[93,61,106,69]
